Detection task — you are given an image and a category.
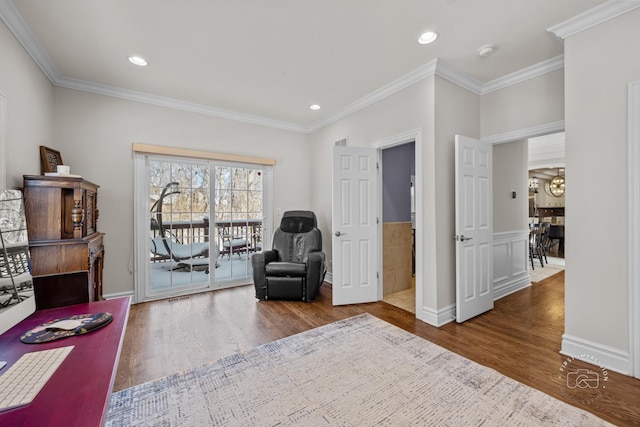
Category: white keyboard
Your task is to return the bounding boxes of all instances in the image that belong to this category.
[0,346,74,411]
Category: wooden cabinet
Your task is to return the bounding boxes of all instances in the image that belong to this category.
[22,175,105,308]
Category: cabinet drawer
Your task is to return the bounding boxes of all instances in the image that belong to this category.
[29,242,90,275]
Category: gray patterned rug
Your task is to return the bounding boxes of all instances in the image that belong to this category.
[106,313,610,426]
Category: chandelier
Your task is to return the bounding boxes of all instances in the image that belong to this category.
[545,168,565,197]
[528,176,539,193]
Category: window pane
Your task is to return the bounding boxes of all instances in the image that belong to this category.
[231,190,248,214]
[231,168,248,190]
[248,169,263,190]
[216,167,231,190]
[192,164,209,189]
[247,191,262,213]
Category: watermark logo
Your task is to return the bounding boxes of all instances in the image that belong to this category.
[559,354,609,405]
[566,368,600,389]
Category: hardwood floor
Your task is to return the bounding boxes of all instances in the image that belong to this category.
[114,272,640,426]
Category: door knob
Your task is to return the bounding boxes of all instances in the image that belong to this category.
[459,235,473,242]
[335,231,345,237]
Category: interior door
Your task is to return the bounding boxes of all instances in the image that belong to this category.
[455,135,493,322]
[332,146,379,305]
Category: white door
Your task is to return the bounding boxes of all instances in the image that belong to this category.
[455,135,493,322]
[332,146,379,305]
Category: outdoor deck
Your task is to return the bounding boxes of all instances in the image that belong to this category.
[149,217,261,292]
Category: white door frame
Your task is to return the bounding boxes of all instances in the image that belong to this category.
[373,129,423,319]
[628,80,640,378]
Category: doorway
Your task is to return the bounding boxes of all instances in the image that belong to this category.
[380,141,416,314]
[527,132,566,283]
[331,129,423,317]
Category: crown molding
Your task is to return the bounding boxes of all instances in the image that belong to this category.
[4,0,610,135]
[0,0,60,82]
[547,0,640,41]
[307,58,485,132]
[434,59,484,95]
[482,55,564,95]
[307,59,439,132]
[54,76,308,133]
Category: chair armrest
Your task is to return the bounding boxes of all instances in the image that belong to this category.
[251,250,280,300]
[251,252,266,299]
[305,251,326,301]
[262,250,279,265]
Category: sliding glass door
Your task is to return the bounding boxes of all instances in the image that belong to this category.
[135,153,271,302]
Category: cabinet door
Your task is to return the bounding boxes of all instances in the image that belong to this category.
[84,189,98,236]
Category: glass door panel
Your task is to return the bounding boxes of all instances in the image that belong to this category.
[213,165,263,283]
[149,160,211,297]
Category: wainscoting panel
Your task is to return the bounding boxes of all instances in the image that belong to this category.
[493,230,531,300]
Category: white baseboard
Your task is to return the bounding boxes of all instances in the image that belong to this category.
[324,272,333,284]
[494,276,531,300]
[103,290,135,301]
[561,333,631,376]
[420,304,456,327]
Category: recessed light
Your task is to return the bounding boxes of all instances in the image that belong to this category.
[417,31,438,45]
[477,45,495,57]
[310,104,321,110]
[128,56,148,66]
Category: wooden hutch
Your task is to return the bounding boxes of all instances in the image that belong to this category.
[22,175,104,309]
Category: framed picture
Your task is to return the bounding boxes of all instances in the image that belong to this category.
[40,146,64,174]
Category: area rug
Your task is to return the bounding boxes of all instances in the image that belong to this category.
[106,314,610,426]
[529,256,565,283]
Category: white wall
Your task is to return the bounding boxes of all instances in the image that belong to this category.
[0,21,54,188]
[52,88,311,296]
[481,69,564,137]
[562,8,640,369]
[493,140,528,233]
[433,78,480,307]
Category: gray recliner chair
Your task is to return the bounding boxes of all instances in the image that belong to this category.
[251,210,326,301]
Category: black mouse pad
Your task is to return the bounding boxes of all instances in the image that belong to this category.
[20,312,113,344]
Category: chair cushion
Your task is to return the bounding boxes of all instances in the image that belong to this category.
[265,261,306,277]
[223,239,248,248]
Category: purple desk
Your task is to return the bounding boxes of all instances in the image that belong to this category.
[0,297,130,426]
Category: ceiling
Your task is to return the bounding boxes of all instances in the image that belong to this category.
[1,0,610,132]
[529,167,564,181]
[528,132,565,172]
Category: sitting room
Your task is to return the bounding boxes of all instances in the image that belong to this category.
[1,1,639,425]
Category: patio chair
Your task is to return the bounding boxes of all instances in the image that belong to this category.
[150,182,217,272]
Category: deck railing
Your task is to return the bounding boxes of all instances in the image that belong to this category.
[150,218,263,261]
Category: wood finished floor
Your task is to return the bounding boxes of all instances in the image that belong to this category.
[114,271,640,426]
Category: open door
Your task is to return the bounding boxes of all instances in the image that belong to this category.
[332,146,379,305]
[455,135,493,322]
